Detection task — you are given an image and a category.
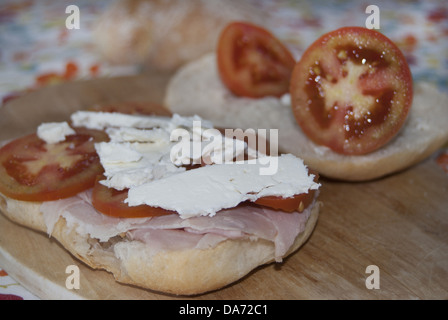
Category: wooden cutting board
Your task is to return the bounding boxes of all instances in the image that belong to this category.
[0,74,447,300]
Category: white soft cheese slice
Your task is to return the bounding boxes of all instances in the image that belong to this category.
[70,111,213,131]
[71,111,249,191]
[95,142,143,164]
[94,133,184,190]
[70,111,172,130]
[37,121,76,144]
[126,153,320,219]
[105,127,170,143]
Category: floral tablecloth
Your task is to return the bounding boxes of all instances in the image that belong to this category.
[0,269,39,300]
[0,0,446,300]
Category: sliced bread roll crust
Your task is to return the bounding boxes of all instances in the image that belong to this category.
[164,53,448,181]
[0,191,320,296]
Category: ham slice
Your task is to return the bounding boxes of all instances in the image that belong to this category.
[40,190,315,261]
[41,190,152,242]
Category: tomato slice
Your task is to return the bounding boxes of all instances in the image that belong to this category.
[92,176,174,218]
[93,167,318,218]
[217,21,296,98]
[290,27,413,155]
[0,127,108,201]
[253,169,318,212]
[436,151,448,173]
[254,191,315,213]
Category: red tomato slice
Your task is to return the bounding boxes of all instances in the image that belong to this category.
[217,21,296,98]
[436,152,448,173]
[290,27,413,155]
[254,169,318,212]
[0,127,108,201]
[92,176,174,218]
[254,191,315,213]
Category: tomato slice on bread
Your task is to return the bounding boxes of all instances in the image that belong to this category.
[92,176,174,218]
[93,168,318,218]
[436,152,448,173]
[0,127,108,201]
[254,169,318,213]
[217,21,295,98]
[254,192,315,213]
[290,27,413,155]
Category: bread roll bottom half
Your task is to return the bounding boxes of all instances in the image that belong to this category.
[0,191,320,296]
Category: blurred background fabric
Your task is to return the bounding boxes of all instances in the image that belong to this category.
[0,0,446,107]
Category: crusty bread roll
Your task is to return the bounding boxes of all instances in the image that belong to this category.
[0,191,320,296]
[93,0,266,71]
[164,53,448,181]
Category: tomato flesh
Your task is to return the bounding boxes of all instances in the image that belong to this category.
[254,191,315,213]
[93,179,316,218]
[92,176,175,218]
[254,169,318,212]
[290,27,413,155]
[217,21,295,98]
[0,128,108,201]
[93,167,318,218]
[436,152,448,173]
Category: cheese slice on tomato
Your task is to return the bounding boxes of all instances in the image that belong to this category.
[126,154,320,219]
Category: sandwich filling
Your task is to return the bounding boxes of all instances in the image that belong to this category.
[1,111,321,262]
[39,188,318,262]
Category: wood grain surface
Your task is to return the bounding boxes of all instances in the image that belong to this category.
[0,75,447,300]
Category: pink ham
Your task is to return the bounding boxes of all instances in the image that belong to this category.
[40,190,315,262]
